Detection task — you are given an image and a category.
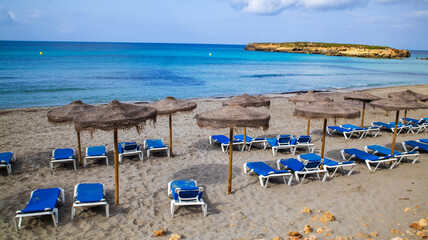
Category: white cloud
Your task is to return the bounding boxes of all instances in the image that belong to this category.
[221,0,368,14]
[0,5,16,25]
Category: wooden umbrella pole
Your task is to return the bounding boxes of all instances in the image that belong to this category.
[228,127,233,195]
[114,129,119,206]
[391,111,400,155]
[169,114,173,157]
[403,110,407,125]
[321,119,327,159]
[361,102,366,128]
[306,118,310,135]
[243,127,247,150]
[77,131,82,166]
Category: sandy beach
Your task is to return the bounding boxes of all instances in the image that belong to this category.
[0,84,427,240]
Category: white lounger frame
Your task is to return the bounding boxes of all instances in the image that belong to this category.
[51,149,76,171]
[143,140,170,158]
[119,143,143,163]
[0,152,16,175]
[322,162,356,178]
[364,146,420,165]
[246,139,268,151]
[170,187,207,218]
[341,149,398,172]
[326,127,366,140]
[84,146,109,167]
[71,184,109,220]
[243,162,293,188]
[208,136,245,152]
[276,159,328,184]
[14,188,65,231]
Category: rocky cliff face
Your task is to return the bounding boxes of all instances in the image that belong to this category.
[244,43,411,59]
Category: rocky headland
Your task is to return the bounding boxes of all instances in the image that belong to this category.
[244,42,411,59]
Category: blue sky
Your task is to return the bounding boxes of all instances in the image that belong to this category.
[1,0,427,49]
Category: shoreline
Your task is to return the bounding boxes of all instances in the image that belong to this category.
[2,83,427,112]
[0,84,427,239]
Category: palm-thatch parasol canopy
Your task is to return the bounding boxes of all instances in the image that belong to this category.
[74,100,157,206]
[75,100,157,132]
[289,93,332,104]
[222,93,270,108]
[150,96,197,157]
[196,104,270,130]
[294,102,360,158]
[387,90,428,101]
[370,98,428,155]
[289,93,333,135]
[195,104,270,194]
[47,100,96,166]
[344,92,381,127]
[222,93,270,148]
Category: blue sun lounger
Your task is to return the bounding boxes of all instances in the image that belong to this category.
[265,135,296,155]
[371,121,410,134]
[327,126,364,139]
[341,124,380,137]
[292,135,315,155]
[276,158,328,183]
[144,139,170,158]
[402,140,428,152]
[209,135,244,152]
[14,187,65,231]
[168,179,207,218]
[51,148,76,171]
[341,148,398,172]
[234,135,267,151]
[0,152,16,175]
[118,142,143,162]
[401,118,427,133]
[243,161,293,188]
[84,146,109,167]
[71,183,109,220]
[364,145,419,164]
[298,153,356,178]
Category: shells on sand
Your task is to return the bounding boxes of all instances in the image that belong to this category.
[154,228,166,237]
[410,222,424,230]
[169,234,181,240]
[303,225,313,234]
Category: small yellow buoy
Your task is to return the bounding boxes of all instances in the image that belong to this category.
[209,53,212,56]
[40,52,43,55]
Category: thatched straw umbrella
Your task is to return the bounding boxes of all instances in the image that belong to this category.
[294,102,360,158]
[387,90,428,124]
[222,93,270,147]
[47,100,96,166]
[74,100,157,205]
[289,93,332,135]
[195,105,270,194]
[344,92,381,127]
[370,99,428,155]
[151,96,197,157]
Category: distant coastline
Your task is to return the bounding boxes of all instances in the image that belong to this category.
[245,42,411,59]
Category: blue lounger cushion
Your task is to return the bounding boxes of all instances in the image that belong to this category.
[20,188,61,213]
[246,162,290,176]
[328,126,351,133]
[86,146,106,156]
[234,135,253,142]
[367,145,417,156]
[0,152,13,164]
[170,180,202,201]
[299,153,321,161]
[419,139,428,144]
[76,183,104,203]
[344,148,391,160]
[118,142,139,153]
[404,141,428,151]
[53,148,74,160]
[266,138,278,147]
[341,124,367,130]
[278,158,304,171]
[145,139,166,149]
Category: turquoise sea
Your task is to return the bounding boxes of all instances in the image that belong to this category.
[0,41,427,109]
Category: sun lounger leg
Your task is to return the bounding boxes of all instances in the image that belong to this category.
[259,176,268,188]
[272,147,277,156]
[411,155,419,164]
[105,204,109,217]
[294,172,300,183]
[7,165,11,175]
[365,160,373,171]
[202,203,207,217]
[348,165,356,175]
[73,160,76,170]
[52,209,58,227]
[13,217,18,231]
[287,175,293,186]
[170,202,175,218]
[321,172,327,182]
[299,173,306,184]
[105,156,109,166]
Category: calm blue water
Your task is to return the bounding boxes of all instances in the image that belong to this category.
[1,41,427,109]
